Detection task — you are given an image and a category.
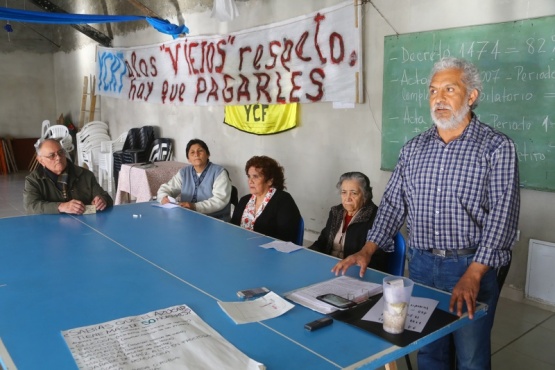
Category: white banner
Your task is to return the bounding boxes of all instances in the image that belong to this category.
[96,1,362,106]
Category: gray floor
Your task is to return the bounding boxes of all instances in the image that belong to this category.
[2,171,555,369]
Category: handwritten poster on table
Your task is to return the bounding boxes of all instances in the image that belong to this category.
[62,305,264,370]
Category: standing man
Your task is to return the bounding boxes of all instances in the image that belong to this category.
[24,138,113,214]
[333,57,520,369]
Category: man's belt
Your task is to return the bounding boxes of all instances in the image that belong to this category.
[428,248,477,257]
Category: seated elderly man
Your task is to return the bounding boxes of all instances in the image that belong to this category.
[24,138,113,215]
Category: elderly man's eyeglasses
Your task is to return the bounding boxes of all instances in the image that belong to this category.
[41,149,66,160]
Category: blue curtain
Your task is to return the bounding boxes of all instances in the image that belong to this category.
[0,7,189,38]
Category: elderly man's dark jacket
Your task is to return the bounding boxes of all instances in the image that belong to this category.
[24,161,113,214]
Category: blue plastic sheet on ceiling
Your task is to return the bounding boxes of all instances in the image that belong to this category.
[0,6,189,38]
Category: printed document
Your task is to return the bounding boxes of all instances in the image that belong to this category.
[62,304,264,370]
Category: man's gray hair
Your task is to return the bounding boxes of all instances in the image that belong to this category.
[430,57,483,110]
[336,171,373,204]
[35,138,62,155]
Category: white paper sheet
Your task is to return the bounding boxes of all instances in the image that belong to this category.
[62,305,265,370]
[83,205,96,214]
[361,296,438,333]
[152,196,180,209]
[218,292,295,324]
[152,202,181,209]
[259,240,303,253]
[285,276,382,314]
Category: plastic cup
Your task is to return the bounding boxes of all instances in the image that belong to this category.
[382,276,414,334]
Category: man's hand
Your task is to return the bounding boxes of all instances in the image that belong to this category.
[331,241,379,277]
[58,199,85,215]
[449,262,490,319]
[92,196,107,211]
[160,196,170,205]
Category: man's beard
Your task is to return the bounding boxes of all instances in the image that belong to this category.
[430,102,470,130]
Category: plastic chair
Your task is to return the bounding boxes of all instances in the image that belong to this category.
[44,125,74,154]
[227,185,239,220]
[295,217,305,246]
[81,121,108,132]
[387,231,407,276]
[76,122,109,167]
[45,125,69,140]
[121,126,155,164]
[148,138,173,162]
[41,120,51,138]
[113,126,155,188]
[81,134,111,175]
[59,136,75,153]
[33,120,53,150]
[230,185,238,207]
[98,132,127,193]
[113,128,139,186]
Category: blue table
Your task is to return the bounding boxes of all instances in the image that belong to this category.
[0,203,486,369]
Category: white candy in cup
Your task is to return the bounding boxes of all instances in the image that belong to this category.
[382,276,414,334]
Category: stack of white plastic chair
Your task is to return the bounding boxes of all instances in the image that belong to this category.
[33,120,51,149]
[98,131,127,193]
[76,121,109,167]
[44,125,74,153]
[76,121,110,177]
[41,120,50,140]
[30,120,52,171]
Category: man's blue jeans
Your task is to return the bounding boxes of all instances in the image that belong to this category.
[408,248,499,370]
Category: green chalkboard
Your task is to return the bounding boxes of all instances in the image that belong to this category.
[382,16,555,192]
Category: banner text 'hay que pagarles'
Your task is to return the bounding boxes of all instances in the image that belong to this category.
[96,2,362,106]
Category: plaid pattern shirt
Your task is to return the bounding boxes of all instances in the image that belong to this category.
[368,116,520,267]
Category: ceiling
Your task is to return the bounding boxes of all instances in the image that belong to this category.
[0,0,214,54]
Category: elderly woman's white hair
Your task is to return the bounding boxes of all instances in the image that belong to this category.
[336,171,373,204]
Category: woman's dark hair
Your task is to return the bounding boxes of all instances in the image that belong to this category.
[245,156,286,191]
[186,139,210,159]
[336,171,373,204]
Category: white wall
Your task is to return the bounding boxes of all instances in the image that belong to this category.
[53,45,98,127]
[0,51,56,138]
[50,0,555,297]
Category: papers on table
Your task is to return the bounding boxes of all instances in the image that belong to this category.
[152,202,181,209]
[362,296,438,333]
[285,276,382,314]
[152,196,181,209]
[62,304,265,370]
[218,291,295,324]
[259,240,303,253]
[0,337,16,370]
[83,205,96,214]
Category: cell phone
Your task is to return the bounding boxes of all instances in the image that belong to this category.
[316,293,356,309]
[237,287,269,299]
[304,317,333,331]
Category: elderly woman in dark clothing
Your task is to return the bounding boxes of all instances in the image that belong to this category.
[309,172,387,272]
[231,155,301,243]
